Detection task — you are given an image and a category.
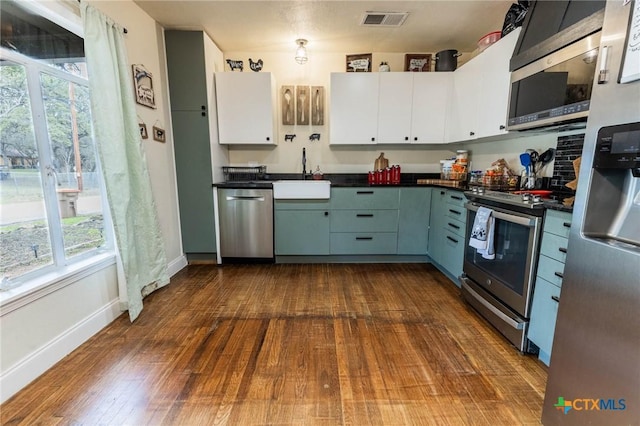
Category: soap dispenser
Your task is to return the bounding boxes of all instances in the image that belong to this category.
[313,166,324,180]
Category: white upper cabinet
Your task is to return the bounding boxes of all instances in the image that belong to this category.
[411,72,452,144]
[330,73,379,145]
[377,73,413,144]
[215,72,275,144]
[447,54,481,143]
[331,72,452,145]
[475,28,520,139]
[447,28,521,143]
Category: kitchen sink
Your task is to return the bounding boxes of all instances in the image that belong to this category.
[272,180,331,199]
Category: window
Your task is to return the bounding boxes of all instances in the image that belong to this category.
[0,1,110,289]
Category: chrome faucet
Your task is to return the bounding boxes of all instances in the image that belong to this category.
[302,147,307,179]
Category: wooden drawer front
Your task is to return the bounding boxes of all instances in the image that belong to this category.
[540,232,569,263]
[275,200,331,210]
[544,209,572,238]
[444,216,466,238]
[445,191,466,208]
[528,277,561,360]
[537,255,565,288]
[330,233,398,255]
[444,204,466,224]
[330,210,398,233]
[331,187,399,210]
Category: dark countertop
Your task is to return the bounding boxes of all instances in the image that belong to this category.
[213,172,466,191]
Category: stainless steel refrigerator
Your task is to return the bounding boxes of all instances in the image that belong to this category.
[542,1,640,424]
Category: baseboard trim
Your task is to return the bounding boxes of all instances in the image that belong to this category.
[168,254,188,277]
[0,299,121,404]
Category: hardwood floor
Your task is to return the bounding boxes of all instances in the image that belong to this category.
[1,264,547,425]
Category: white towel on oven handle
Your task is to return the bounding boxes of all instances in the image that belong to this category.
[469,207,496,260]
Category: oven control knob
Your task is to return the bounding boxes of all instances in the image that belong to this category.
[478,187,485,194]
[532,194,542,203]
[486,278,492,286]
[521,193,531,201]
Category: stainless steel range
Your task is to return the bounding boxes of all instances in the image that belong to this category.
[460,189,547,352]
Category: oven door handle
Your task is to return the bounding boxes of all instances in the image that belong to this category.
[465,202,536,227]
[461,278,526,330]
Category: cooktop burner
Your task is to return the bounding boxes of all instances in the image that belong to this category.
[465,188,554,211]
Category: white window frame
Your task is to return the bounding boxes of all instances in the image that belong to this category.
[0,23,116,309]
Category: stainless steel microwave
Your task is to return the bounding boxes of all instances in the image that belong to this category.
[507,31,601,131]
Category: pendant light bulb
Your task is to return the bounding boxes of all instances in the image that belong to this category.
[295,39,308,65]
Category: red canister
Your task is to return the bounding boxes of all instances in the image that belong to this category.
[368,171,375,185]
[391,165,401,184]
[375,169,383,185]
[384,167,391,185]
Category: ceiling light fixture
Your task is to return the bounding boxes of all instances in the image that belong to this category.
[295,39,308,65]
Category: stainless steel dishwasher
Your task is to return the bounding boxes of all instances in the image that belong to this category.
[217,187,274,263]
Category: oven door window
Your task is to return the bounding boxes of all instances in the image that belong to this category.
[466,210,534,297]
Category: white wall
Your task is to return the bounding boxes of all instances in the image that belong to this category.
[222,50,570,177]
[90,0,184,271]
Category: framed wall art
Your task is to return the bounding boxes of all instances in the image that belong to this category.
[139,123,148,139]
[404,54,432,72]
[311,86,325,126]
[296,86,310,125]
[281,86,295,125]
[132,64,156,108]
[152,126,166,143]
[346,53,372,72]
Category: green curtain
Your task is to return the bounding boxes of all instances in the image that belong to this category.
[81,3,169,321]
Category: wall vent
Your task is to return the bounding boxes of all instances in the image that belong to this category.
[361,12,408,27]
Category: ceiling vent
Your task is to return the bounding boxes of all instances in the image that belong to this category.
[361,12,408,27]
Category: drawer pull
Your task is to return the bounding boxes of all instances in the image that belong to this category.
[551,295,560,303]
[356,191,374,195]
[440,191,446,195]
[554,271,564,279]
[446,236,459,244]
[356,237,373,241]
[558,247,567,253]
[356,214,374,217]
[450,195,463,201]
[324,212,329,216]
[447,222,460,230]
[563,222,571,228]
[448,209,461,215]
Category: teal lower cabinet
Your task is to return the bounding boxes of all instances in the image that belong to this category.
[398,188,431,255]
[274,201,330,255]
[428,189,467,284]
[528,208,571,366]
[330,232,398,255]
[528,278,561,365]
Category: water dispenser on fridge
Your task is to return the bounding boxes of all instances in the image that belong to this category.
[584,121,640,247]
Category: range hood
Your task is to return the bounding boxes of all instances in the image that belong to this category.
[510,0,605,71]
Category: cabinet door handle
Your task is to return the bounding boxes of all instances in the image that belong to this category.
[551,295,560,303]
[201,112,206,117]
[414,137,418,141]
[201,105,206,110]
[446,236,459,244]
[266,137,270,141]
[447,222,460,230]
[371,137,375,142]
[470,131,475,136]
[554,271,564,279]
[448,209,461,215]
[356,214,374,217]
[404,136,409,141]
[563,222,571,228]
[440,191,446,195]
[450,195,463,201]
[356,191,374,195]
[499,125,506,130]
[324,211,329,216]
[558,247,567,253]
[356,236,373,241]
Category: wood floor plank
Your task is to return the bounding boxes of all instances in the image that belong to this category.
[1,263,547,425]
